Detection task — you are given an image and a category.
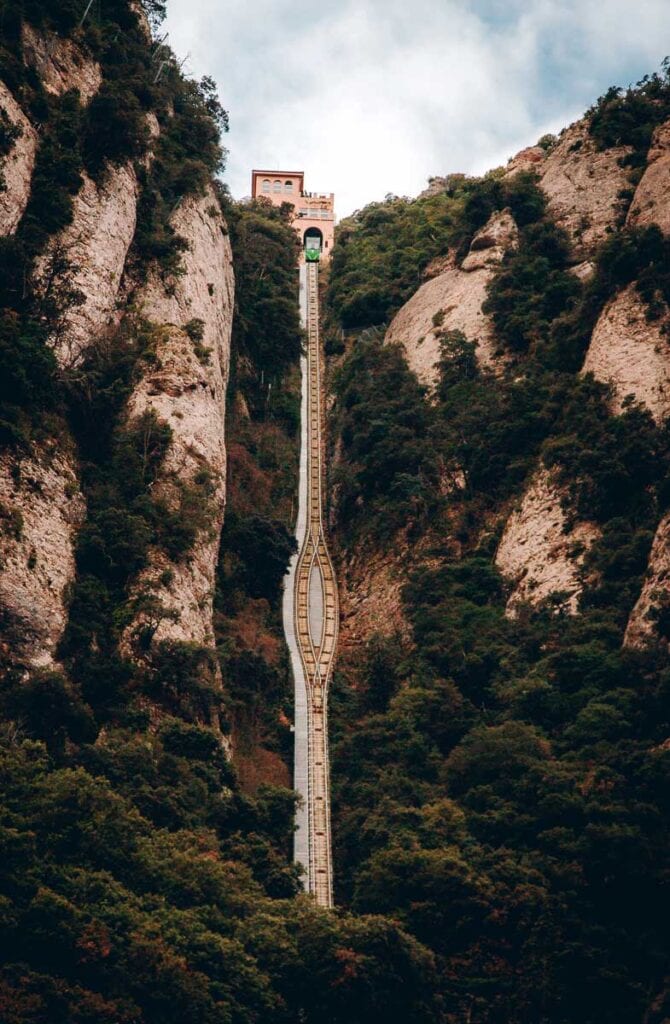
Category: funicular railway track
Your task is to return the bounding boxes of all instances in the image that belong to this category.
[288,260,338,907]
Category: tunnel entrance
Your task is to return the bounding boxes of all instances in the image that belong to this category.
[304,227,323,251]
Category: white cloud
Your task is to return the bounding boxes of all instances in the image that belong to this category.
[163,0,670,217]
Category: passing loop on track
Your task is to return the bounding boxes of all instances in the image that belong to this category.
[284,261,339,908]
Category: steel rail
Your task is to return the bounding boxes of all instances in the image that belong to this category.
[290,261,338,907]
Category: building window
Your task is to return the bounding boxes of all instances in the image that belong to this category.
[261,178,270,193]
[284,180,294,192]
[273,179,282,192]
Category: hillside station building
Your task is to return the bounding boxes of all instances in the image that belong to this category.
[251,170,335,260]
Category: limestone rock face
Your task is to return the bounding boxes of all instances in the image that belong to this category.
[461,209,518,271]
[0,27,103,239]
[22,23,102,103]
[35,165,139,368]
[129,0,153,41]
[124,188,234,652]
[625,514,670,648]
[138,191,233,353]
[570,260,596,283]
[504,145,546,178]
[0,448,85,670]
[627,119,670,235]
[422,253,454,280]
[0,82,37,236]
[495,468,599,616]
[385,209,517,386]
[582,283,670,423]
[385,268,493,386]
[420,176,449,198]
[538,119,631,257]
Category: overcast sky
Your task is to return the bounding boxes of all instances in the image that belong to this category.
[163,0,670,218]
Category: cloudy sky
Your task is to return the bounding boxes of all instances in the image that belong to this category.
[164,0,670,218]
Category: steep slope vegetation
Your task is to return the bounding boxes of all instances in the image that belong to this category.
[326,65,670,1024]
[214,197,303,791]
[0,3,442,1021]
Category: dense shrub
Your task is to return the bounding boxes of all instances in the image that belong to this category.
[213,196,302,783]
[223,197,302,405]
[327,171,548,331]
[84,83,150,177]
[0,734,441,1023]
[483,217,580,353]
[220,510,296,603]
[331,338,440,539]
[0,308,58,447]
[588,59,670,168]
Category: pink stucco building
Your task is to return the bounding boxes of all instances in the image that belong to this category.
[251,169,335,261]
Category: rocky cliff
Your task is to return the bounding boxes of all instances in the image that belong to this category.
[343,104,670,642]
[494,118,669,618]
[0,20,104,670]
[0,81,37,235]
[325,75,670,1024]
[582,283,670,422]
[0,445,85,669]
[537,119,631,256]
[627,120,670,234]
[494,467,599,615]
[122,188,234,655]
[625,513,670,648]
[21,22,103,102]
[385,209,518,386]
[0,9,234,682]
[35,162,141,368]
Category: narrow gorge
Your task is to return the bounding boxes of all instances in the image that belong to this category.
[0,2,669,1022]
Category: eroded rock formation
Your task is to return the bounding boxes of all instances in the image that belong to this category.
[0,82,37,236]
[539,120,631,256]
[0,447,85,670]
[505,120,632,258]
[35,164,140,368]
[582,283,670,422]
[625,514,670,648]
[627,119,670,235]
[0,28,105,671]
[495,467,599,615]
[21,23,102,103]
[385,209,518,386]
[122,189,234,653]
[0,25,234,681]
